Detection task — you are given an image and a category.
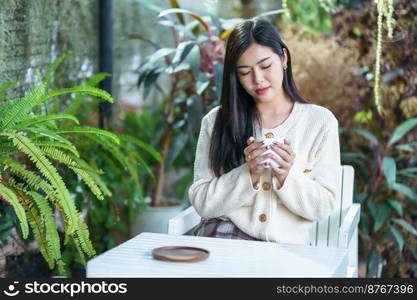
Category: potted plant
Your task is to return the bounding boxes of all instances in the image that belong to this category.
[129,1,243,234]
[0,60,117,276]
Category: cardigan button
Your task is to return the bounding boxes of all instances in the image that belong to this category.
[265,132,274,138]
[262,182,271,191]
[259,214,267,222]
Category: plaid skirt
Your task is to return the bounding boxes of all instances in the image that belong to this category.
[193,217,263,241]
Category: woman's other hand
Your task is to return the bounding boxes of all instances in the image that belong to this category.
[244,137,269,187]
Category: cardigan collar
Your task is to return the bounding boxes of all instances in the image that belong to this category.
[253,101,304,139]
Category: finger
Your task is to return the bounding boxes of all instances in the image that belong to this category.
[246,140,264,155]
[272,146,291,162]
[273,141,293,157]
[284,138,291,145]
[271,164,287,175]
[246,136,255,145]
[254,153,270,164]
[251,145,269,158]
[268,153,290,169]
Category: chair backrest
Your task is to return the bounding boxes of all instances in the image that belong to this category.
[308,165,355,247]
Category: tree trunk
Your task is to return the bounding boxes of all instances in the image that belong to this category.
[151,125,174,206]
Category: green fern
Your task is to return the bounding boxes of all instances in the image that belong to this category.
[65,73,110,116]
[41,147,103,174]
[13,114,80,130]
[75,216,96,257]
[0,84,46,130]
[0,183,29,239]
[0,157,59,203]
[3,132,79,233]
[26,127,75,146]
[56,126,120,145]
[34,141,80,157]
[119,134,162,163]
[39,86,114,105]
[27,191,62,265]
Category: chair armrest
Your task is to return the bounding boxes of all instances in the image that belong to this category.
[338,203,361,248]
[168,206,201,235]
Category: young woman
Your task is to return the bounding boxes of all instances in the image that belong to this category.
[188,18,341,245]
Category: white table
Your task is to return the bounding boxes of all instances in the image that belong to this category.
[87,232,348,278]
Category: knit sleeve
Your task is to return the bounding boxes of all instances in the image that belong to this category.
[188,114,259,219]
[273,116,341,221]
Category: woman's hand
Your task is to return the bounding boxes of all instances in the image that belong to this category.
[269,138,296,187]
[244,137,269,178]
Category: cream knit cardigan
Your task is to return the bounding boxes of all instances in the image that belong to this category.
[188,101,341,244]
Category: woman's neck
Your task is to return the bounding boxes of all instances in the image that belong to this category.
[257,94,294,123]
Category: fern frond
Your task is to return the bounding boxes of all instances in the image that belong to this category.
[119,134,162,162]
[34,141,79,157]
[39,86,114,104]
[85,170,112,197]
[64,73,110,115]
[25,202,55,269]
[3,132,79,233]
[27,191,62,263]
[71,167,104,200]
[86,73,110,87]
[0,183,29,239]
[56,126,120,145]
[0,84,46,130]
[26,127,75,146]
[40,147,106,200]
[75,216,96,257]
[84,135,127,169]
[118,139,155,180]
[13,114,79,130]
[41,147,103,174]
[0,157,57,202]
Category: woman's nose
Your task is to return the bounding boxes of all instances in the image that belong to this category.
[253,68,264,84]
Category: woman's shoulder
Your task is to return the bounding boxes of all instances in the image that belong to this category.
[202,105,221,125]
[300,102,338,126]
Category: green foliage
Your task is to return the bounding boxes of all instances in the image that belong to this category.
[0,60,121,276]
[343,116,417,277]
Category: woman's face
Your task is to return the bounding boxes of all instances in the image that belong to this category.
[236,43,286,103]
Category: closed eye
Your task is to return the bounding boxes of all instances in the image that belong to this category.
[261,64,272,70]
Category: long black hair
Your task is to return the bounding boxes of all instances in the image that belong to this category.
[209,17,308,177]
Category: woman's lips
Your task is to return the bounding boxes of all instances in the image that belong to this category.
[255,87,270,95]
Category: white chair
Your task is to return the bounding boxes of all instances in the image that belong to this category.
[168,165,360,277]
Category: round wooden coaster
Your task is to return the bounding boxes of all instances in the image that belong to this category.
[152,246,209,262]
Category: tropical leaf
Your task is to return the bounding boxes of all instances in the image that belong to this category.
[382,157,396,187]
[389,225,404,252]
[392,219,417,236]
[392,183,417,203]
[351,128,378,146]
[158,8,210,33]
[388,117,417,145]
